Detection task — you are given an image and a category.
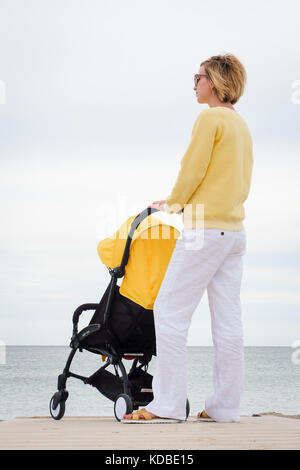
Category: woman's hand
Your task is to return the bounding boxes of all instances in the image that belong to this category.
[148,200,167,211]
[148,200,183,214]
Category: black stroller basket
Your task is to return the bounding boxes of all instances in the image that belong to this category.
[49,208,163,421]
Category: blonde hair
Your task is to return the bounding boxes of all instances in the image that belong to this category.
[200,54,247,105]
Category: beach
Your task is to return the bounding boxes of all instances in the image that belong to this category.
[0,414,299,450]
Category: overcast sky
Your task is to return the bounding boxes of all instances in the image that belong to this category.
[0,0,300,345]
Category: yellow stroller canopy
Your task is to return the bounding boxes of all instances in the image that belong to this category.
[97,214,180,310]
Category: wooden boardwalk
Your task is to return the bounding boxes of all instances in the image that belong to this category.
[0,414,299,450]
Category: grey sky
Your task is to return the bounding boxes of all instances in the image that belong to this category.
[1,0,300,345]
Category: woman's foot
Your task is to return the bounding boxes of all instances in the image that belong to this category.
[123,408,159,420]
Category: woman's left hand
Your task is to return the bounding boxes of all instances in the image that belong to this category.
[148,200,167,211]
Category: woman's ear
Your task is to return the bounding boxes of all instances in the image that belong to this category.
[208,80,215,94]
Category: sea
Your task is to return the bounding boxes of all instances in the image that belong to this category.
[0,346,299,421]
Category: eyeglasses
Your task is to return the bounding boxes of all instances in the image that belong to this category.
[194,74,208,86]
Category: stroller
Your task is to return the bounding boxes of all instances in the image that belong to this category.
[49,207,190,421]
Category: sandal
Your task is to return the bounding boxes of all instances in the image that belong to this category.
[121,408,182,424]
[197,410,213,421]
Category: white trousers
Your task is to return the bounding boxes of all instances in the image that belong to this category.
[146,228,247,422]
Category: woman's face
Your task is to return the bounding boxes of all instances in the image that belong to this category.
[194,65,213,104]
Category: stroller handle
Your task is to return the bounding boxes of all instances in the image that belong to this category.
[109,207,159,278]
[102,207,160,326]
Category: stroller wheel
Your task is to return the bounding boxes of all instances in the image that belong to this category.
[49,393,66,420]
[114,394,133,422]
[186,398,190,419]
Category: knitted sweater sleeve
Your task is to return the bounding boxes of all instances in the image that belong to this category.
[164,109,218,213]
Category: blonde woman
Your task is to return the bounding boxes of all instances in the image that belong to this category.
[123,54,253,423]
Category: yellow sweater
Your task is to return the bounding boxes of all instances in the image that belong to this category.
[165,107,253,230]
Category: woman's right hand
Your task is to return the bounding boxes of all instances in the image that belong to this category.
[148,200,183,214]
[148,200,167,211]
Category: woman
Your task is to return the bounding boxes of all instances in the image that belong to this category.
[123,53,253,423]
